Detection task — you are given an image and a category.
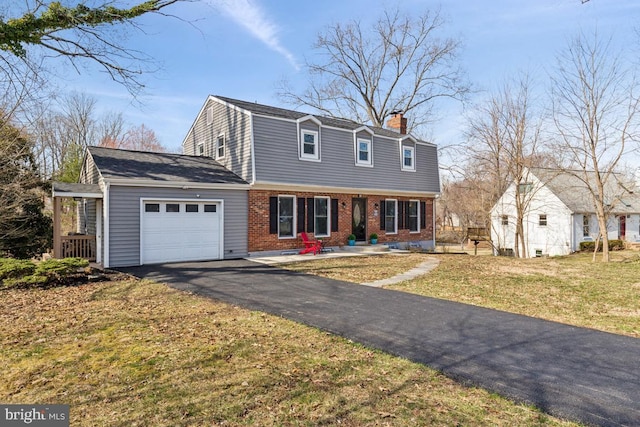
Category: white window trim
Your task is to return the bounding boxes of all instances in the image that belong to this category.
[314,196,330,237]
[401,146,416,172]
[216,133,225,160]
[385,199,398,235]
[355,137,373,167]
[278,195,296,239]
[409,199,420,233]
[299,129,320,162]
[197,141,204,156]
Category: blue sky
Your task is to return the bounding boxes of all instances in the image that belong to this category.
[61,0,640,154]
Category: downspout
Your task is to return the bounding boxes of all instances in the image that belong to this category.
[103,182,110,268]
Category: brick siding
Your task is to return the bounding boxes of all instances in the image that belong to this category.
[248,189,434,252]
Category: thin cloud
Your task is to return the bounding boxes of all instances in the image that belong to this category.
[209,0,299,70]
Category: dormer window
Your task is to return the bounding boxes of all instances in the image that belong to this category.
[402,146,415,171]
[356,138,373,166]
[300,130,319,161]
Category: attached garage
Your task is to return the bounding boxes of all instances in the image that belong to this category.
[78,147,249,268]
[141,200,223,264]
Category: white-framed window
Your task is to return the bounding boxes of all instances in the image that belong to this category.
[216,134,225,159]
[197,141,204,156]
[300,130,319,161]
[408,200,419,232]
[402,146,415,171]
[356,138,372,166]
[501,215,509,226]
[583,214,590,236]
[385,199,397,234]
[539,214,547,226]
[278,196,295,238]
[314,197,330,237]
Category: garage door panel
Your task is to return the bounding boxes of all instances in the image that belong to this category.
[141,201,221,264]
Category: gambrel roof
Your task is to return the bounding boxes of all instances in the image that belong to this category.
[213,95,420,140]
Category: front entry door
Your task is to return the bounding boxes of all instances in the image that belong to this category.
[352,198,367,241]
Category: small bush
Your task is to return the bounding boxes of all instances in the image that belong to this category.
[579,239,624,252]
[0,258,36,280]
[1,257,89,289]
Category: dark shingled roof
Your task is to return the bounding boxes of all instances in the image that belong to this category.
[214,95,412,140]
[88,146,248,185]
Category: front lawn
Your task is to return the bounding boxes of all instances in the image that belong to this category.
[1,273,576,426]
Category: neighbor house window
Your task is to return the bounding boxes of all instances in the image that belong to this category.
[501,215,509,226]
[314,197,329,237]
[385,200,397,234]
[356,138,372,166]
[402,146,415,171]
[539,214,547,226]
[408,200,419,232]
[518,182,533,193]
[300,130,319,161]
[583,214,590,236]
[216,134,225,159]
[197,142,204,156]
[278,196,295,238]
[535,249,543,257]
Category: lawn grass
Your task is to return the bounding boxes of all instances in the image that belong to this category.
[283,251,640,338]
[0,275,577,426]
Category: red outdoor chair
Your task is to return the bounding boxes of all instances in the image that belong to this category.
[299,232,323,255]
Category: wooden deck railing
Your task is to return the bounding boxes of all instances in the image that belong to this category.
[60,235,96,261]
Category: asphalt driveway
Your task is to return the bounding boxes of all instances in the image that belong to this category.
[119,259,640,427]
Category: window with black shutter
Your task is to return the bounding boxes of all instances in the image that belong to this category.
[306,198,315,232]
[380,200,386,230]
[331,199,339,232]
[420,201,426,230]
[297,198,306,233]
[269,197,278,234]
[398,201,405,229]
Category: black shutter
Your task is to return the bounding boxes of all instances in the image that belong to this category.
[331,199,339,232]
[297,198,306,233]
[307,198,315,232]
[269,197,278,234]
[405,201,411,230]
[380,200,386,230]
[398,201,405,229]
[420,201,427,230]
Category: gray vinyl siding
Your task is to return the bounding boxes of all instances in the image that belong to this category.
[183,98,253,182]
[80,153,101,185]
[253,116,440,193]
[107,186,248,267]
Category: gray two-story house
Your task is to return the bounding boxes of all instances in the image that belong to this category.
[182,96,440,255]
[52,95,440,267]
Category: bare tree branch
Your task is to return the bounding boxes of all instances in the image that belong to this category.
[278,8,469,133]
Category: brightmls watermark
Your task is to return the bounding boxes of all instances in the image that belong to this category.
[1,405,69,426]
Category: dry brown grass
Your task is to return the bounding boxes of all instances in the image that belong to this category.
[283,251,640,337]
[0,275,577,426]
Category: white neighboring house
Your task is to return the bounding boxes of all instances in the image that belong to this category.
[491,168,640,257]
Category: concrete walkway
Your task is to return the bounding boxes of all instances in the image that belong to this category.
[119,259,640,427]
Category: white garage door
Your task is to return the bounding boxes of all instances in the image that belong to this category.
[141,200,222,264]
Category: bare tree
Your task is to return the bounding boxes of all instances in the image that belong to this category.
[1,0,181,97]
[465,74,546,257]
[551,31,640,262]
[100,123,166,152]
[278,8,468,133]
